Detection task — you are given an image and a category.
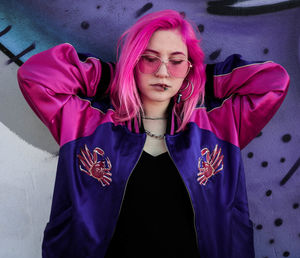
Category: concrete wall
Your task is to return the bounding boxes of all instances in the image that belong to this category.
[0,1,299,257]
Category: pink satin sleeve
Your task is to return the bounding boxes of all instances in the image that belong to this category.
[210,61,290,149]
[17,43,111,146]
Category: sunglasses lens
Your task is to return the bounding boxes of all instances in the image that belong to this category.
[167,59,189,78]
[138,55,190,78]
[138,55,161,74]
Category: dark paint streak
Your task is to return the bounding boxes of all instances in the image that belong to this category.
[81,21,90,30]
[256,224,263,230]
[265,190,272,196]
[274,218,283,226]
[135,3,153,18]
[280,157,300,185]
[179,12,186,18]
[256,131,263,137]
[247,152,253,158]
[207,0,300,16]
[7,43,35,65]
[208,0,238,6]
[0,43,23,66]
[197,24,205,33]
[0,25,12,37]
[209,49,221,60]
[282,133,291,142]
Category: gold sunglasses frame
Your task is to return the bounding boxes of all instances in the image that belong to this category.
[137,54,193,78]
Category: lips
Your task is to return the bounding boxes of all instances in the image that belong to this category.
[151,83,170,89]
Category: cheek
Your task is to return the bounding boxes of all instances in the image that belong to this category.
[174,79,185,92]
[135,71,150,91]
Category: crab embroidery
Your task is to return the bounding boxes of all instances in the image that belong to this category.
[77,144,112,187]
[197,144,224,185]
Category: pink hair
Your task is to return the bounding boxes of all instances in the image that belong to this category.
[109,9,206,131]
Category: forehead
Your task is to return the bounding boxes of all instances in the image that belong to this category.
[146,29,188,56]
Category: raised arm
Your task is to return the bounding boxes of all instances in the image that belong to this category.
[205,54,290,149]
[17,43,114,146]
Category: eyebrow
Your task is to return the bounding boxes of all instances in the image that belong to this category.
[144,49,186,56]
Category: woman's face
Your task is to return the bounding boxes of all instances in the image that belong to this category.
[135,29,188,106]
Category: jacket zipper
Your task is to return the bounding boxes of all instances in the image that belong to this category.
[108,141,145,241]
[164,136,200,252]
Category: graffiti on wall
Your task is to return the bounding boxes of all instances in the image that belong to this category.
[207,0,300,15]
[0,1,299,257]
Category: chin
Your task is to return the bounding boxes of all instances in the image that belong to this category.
[146,95,172,103]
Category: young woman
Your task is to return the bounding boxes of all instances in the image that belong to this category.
[17,9,289,258]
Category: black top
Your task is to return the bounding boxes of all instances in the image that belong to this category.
[105,151,200,258]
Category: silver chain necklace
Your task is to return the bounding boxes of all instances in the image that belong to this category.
[144,129,165,140]
[142,116,167,120]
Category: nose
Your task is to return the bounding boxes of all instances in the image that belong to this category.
[155,61,170,78]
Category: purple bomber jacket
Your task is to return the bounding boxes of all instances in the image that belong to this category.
[17,43,289,258]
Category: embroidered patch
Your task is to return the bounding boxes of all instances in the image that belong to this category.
[197,144,224,185]
[77,144,112,187]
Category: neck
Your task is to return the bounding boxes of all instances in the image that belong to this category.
[142,99,170,118]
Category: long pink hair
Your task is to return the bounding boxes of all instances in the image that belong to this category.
[110,9,206,131]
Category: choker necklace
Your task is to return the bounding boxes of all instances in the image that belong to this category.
[145,130,165,140]
[142,116,168,120]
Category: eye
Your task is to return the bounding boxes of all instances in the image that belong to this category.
[169,59,184,65]
[142,55,159,63]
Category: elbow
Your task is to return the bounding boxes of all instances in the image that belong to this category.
[283,70,290,94]
[274,63,290,93]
